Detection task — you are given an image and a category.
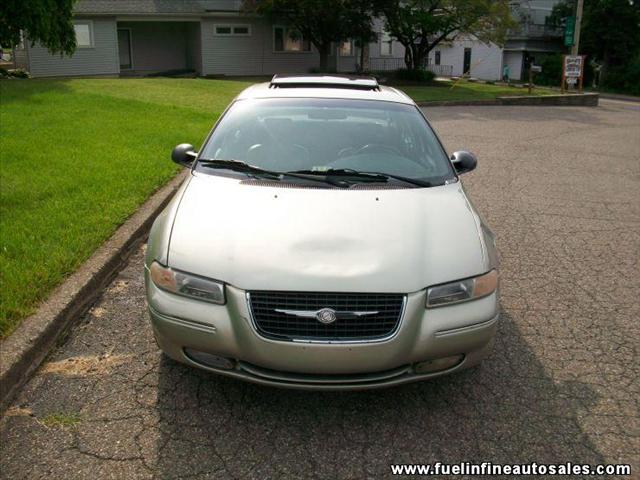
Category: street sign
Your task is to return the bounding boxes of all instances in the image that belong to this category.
[561,55,585,93]
[564,55,583,78]
[530,65,542,73]
[564,16,575,47]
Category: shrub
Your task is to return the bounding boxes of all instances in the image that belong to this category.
[603,54,640,95]
[394,68,436,83]
[6,68,30,79]
[532,54,594,88]
[534,54,563,86]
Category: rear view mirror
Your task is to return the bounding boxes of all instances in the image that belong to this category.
[172,143,197,167]
[451,151,477,174]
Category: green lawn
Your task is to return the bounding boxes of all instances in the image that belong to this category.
[0,76,550,338]
[397,79,551,103]
[0,78,252,337]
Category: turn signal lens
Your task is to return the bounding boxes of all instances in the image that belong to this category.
[473,270,499,298]
[149,261,225,304]
[149,262,177,291]
[426,270,498,308]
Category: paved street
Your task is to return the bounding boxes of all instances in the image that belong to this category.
[1,100,638,479]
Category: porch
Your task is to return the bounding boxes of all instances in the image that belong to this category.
[116,21,202,76]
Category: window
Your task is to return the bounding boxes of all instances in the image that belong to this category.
[339,40,353,56]
[199,98,455,185]
[274,26,311,52]
[233,26,250,35]
[380,30,392,56]
[214,24,251,36]
[74,21,93,47]
[435,51,441,65]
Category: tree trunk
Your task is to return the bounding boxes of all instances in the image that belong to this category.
[318,43,330,72]
[404,48,411,70]
[413,45,428,71]
[359,42,370,72]
[404,45,416,70]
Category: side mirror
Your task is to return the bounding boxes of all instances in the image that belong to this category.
[451,150,477,174]
[172,143,197,167]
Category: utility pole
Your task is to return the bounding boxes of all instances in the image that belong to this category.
[571,0,584,55]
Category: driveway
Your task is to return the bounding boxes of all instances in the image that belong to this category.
[1,100,638,479]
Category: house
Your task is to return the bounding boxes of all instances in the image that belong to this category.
[503,0,564,81]
[13,0,413,78]
[427,36,503,81]
[421,0,564,82]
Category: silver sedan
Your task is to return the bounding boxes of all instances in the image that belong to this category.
[145,75,499,389]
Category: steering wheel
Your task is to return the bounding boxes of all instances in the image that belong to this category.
[353,143,402,157]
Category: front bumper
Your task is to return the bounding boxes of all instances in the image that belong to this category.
[146,278,499,390]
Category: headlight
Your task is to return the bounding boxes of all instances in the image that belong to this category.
[149,261,225,304]
[426,270,498,308]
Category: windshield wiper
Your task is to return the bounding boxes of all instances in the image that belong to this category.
[197,159,282,179]
[287,168,432,187]
[198,159,344,186]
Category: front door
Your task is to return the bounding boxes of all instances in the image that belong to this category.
[463,48,472,75]
[118,29,132,70]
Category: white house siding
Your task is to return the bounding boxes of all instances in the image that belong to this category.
[27,17,119,77]
[367,17,406,71]
[12,46,29,70]
[503,51,524,81]
[118,22,199,73]
[200,18,321,76]
[428,38,502,80]
[336,52,358,73]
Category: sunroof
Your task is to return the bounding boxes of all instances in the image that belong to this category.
[269,74,380,90]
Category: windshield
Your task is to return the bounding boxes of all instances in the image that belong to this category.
[198,98,455,184]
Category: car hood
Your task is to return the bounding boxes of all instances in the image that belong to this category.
[168,173,488,293]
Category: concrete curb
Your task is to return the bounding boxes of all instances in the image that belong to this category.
[0,170,189,412]
[598,92,640,103]
[497,93,599,106]
[417,99,500,107]
[417,93,599,107]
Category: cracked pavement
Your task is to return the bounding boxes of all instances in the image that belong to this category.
[1,100,639,479]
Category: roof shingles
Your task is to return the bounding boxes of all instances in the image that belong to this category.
[74,0,242,14]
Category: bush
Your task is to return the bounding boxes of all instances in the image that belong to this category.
[603,55,640,95]
[1,68,31,79]
[534,54,563,86]
[531,53,595,88]
[394,68,436,83]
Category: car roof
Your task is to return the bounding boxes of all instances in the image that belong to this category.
[235,75,415,105]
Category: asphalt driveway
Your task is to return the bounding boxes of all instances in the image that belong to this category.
[1,100,638,479]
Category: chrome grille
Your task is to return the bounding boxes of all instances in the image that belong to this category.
[248,291,405,341]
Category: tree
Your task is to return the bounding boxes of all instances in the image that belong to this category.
[243,0,376,71]
[373,0,513,71]
[549,0,640,85]
[0,0,77,55]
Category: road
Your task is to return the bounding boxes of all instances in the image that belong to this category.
[1,100,639,479]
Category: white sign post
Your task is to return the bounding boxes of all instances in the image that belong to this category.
[562,55,585,93]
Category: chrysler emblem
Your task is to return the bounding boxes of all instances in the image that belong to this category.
[316,308,337,324]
